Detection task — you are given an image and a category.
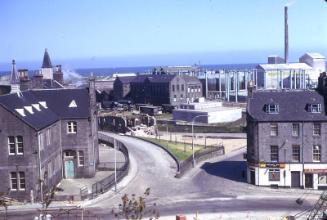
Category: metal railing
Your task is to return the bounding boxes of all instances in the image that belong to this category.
[80,134,130,200]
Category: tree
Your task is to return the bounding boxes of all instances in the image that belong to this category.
[111,188,160,220]
[0,192,9,220]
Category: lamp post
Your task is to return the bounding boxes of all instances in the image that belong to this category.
[114,139,117,192]
[191,114,209,167]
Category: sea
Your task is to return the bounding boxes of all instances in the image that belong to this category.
[0,63,258,77]
[74,63,258,77]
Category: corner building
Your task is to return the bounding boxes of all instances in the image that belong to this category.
[0,81,98,201]
[247,75,327,189]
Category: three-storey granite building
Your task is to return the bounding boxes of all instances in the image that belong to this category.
[246,74,327,189]
[0,79,98,201]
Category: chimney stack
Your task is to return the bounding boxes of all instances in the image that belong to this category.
[284,6,289,64]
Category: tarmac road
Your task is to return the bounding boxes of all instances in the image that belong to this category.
[3,132,320,219]
[90,132,319,219]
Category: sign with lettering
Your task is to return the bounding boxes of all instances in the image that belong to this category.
[259,163,285,168]
[304,169,327,174]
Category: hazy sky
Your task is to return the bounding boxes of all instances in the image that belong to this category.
[0,0,326,69]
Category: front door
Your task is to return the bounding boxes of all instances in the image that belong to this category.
[305,174,313,188]
[250,170,255,185]
[64,160,75,178]
[291,171,301,188]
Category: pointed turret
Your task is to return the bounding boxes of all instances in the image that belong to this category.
[10,59,21,93]
[40,48,54,79]
[10,60,19,84]
[42,48,52,68]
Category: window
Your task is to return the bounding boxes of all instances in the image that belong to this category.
[177,85,180,91]
[313,123,321,136]
[78,150,85,166]
[313,145,321,162]
[180,94,183,98]
[270,123,278,136]
[16,136,23,154]
[292,123,300,137]
[46,128,51,145]
[181,85,184,91]
[270,145,279,162]
[10,172,17,190]
[307,104,321,113]
[8,136,24,155]
[318,174,327,184]
[8,136,15,155]
[265,104,279,114]
[67,121,77,134]
[10,172,25,191]
[172,85,175,92]
[292,145,300,162]
[268,169,280,181]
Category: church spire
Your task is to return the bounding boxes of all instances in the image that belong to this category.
[42,48,53,68]
[10,59,19,84]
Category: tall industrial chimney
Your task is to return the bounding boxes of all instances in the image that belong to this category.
[284,6,289,64]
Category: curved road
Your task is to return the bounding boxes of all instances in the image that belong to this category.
[90,132,320,219]
[4,132,320,219]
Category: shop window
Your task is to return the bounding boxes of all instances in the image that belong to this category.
[268,169,280,181]
[318,174,327,184]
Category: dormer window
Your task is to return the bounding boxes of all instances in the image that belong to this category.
[265,104,279,114]
[307,104,321,113]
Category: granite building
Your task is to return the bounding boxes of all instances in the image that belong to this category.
[246,74,327,189]
[0,79,98,201]
[124,74,202,106]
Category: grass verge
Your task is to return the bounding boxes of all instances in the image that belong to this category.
[142,137,202,161]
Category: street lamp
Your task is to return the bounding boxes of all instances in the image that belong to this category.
[191,114,209,167]
[114,139,117,192]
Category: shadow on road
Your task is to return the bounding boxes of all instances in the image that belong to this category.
[200,160,247,183]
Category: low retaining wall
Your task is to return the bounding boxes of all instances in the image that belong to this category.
[130,136,224,178]
[176,146,225,178]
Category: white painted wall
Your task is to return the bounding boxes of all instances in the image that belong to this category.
[41,68,53,80]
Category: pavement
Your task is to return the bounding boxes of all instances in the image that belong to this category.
[132,129,247,154]
[1,131,323,220]
[54,143,125,200]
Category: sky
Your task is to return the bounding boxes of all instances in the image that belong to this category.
[0,0,326,69]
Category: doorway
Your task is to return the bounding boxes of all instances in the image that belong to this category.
[250,169,255,185]
[291,171,301,188]
[305,173,313,188]
[64,160,75,178]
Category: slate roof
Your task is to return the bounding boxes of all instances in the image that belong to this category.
[131,75,148,83]
[32,89,90,119]
[0,89,90,130]
[117,76,136,84]
[247,89,327,122]
[43,79,64,89]
[42,49,53,68]
[146,75,175,83]
[183,75,201,84]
